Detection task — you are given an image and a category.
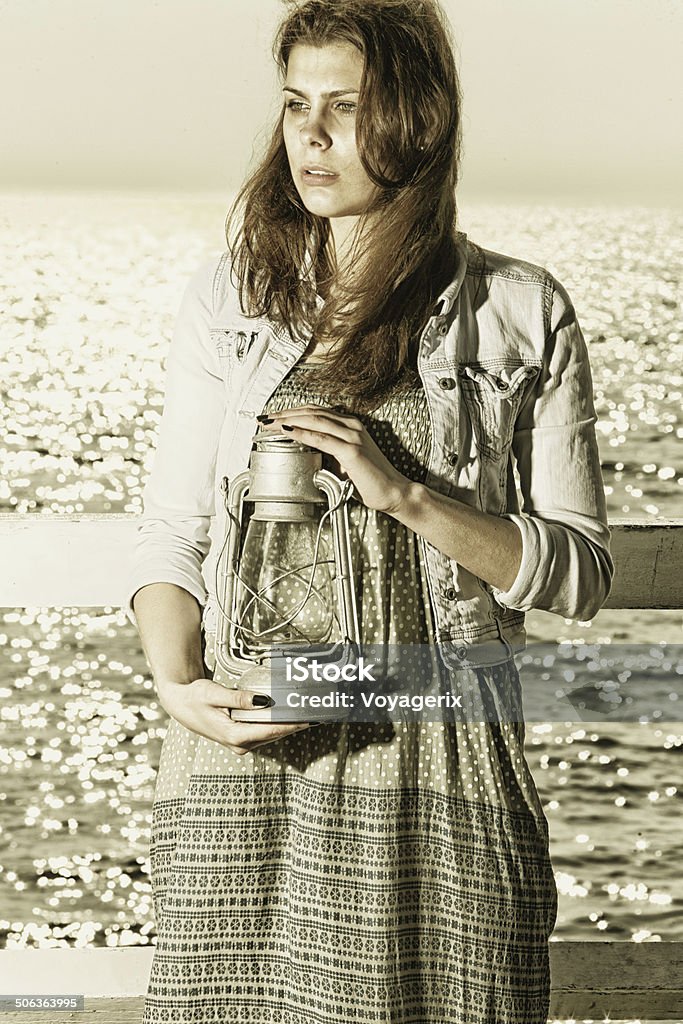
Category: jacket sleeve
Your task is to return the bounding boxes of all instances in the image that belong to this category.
[124,255,227,623]
[489,277,614,620]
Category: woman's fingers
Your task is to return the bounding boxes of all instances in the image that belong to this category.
[157,677,311,754]
[263,412,363,470]
[267,406,363,439]
[201,678,270,712]
[257,406,364,475]
[256,404,409,515]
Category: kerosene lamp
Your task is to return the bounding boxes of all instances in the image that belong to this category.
[214,431,361,721]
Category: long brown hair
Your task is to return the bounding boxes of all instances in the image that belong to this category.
[225,0,463,408]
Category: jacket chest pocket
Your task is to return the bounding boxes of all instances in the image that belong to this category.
[458,363,540,460]
[210,327,262,386]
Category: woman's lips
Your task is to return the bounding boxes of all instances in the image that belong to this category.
[302,169,338,186]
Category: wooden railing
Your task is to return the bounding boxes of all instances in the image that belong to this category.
[2,514,681,608]
[1,513,682,1023]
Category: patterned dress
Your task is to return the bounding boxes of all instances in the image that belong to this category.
[143,362,558,1024]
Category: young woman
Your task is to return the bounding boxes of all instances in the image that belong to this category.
[128,1,614,1021]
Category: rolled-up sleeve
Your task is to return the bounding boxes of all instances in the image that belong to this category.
[124,255,227,623]
[490,278,614,620]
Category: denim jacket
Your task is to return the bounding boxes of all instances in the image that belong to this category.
[126,232,614,669]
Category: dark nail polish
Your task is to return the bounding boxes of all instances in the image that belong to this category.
[257,415,274,424]
[282,424,294,431]
[252,693,274,707]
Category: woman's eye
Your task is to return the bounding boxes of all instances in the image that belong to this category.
[284,99,356,115]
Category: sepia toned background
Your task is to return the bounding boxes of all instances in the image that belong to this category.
[0,4,681,1016]
[1,0,682,204]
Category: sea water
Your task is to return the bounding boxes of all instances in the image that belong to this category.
[0,193,680,963]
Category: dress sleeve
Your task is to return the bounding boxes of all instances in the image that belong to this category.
[124,255,227,624]
[489,277,614,620]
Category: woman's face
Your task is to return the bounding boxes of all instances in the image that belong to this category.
[282,42,377,247]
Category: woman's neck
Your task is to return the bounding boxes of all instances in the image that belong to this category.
[328,214,361,267]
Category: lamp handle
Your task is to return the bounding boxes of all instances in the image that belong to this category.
[214,471,251,677]
[313,469,361,647]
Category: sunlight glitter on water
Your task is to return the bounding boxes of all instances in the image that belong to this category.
[0,194,681,952]
[1,194,682,517]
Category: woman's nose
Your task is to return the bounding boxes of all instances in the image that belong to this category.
[300,114,331,148]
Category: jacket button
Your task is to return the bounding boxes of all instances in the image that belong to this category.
[446,451,458,467]
[438,377,456,390]
[445,587,457,601]
[496,379,509,391]
[456,647,467,659]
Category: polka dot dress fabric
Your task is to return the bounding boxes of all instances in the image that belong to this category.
[143,363,558,1023]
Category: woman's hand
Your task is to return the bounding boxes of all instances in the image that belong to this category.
[156,677,312,756]
[258,404,411,515]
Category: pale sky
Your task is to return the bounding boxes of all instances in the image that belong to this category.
[1,0,681,204]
